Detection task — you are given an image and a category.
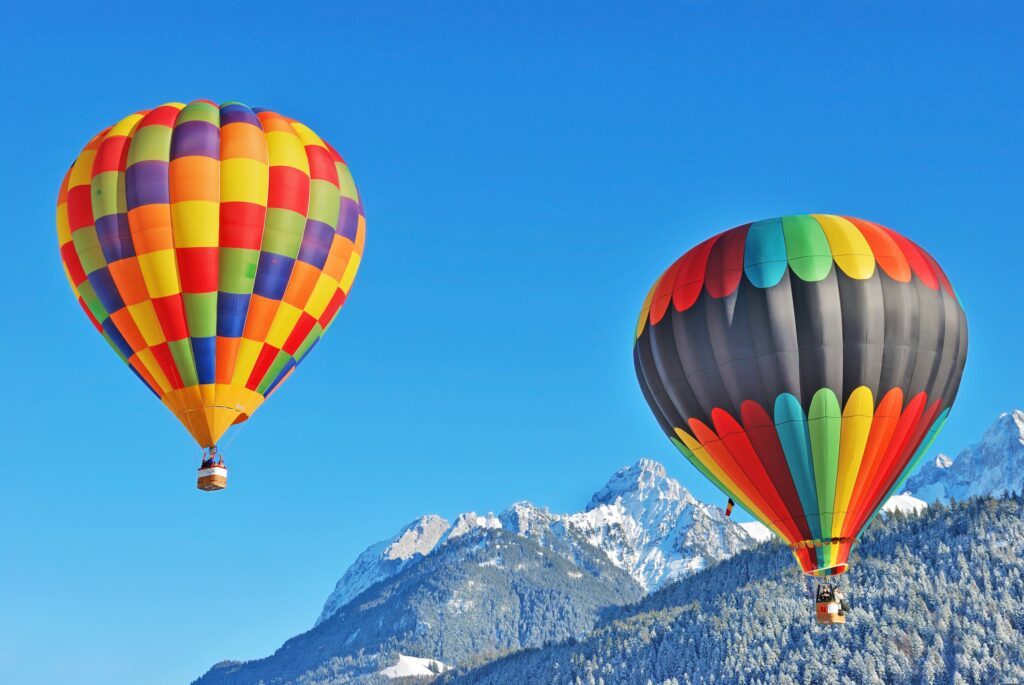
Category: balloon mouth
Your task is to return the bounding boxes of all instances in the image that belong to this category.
[804,563,849,577]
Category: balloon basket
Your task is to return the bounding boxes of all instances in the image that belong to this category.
[197,466,228,491]
[815,601,846,625]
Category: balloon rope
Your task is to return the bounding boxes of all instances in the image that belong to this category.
[810,577,818,627]
[181,407,205,467]
[220,412,251,457]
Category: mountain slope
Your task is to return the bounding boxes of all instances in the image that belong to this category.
[318,515,452,625]
[907,410,1024,502]
[443,495,1024,685]
[194,527,643,685]
[196,459,755,685]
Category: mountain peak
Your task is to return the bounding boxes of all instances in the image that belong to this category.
[587,458,694,511]
[906,409,1024,503]
[635,457,667,476]
[444,512,502,541]
[989,410,1024,447]
[575,459,748,590]
[499,501,556,536]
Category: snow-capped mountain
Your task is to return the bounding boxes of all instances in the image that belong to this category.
[316,459,755,625]
[488,462,754,591]
[315,448,964,628]
[198,523,643,685]
[195,414,1024,685]
[906,410,1024,502]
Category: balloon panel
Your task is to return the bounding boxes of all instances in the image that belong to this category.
[633,215,967,575]
[57,101,365,447]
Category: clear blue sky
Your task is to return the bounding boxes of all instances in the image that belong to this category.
[1,3,1021,684]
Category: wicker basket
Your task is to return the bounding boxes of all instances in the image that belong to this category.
[197,466,228,491]
[815,601,846,624]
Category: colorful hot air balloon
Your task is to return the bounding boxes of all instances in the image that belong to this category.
[633,215,967,577]
[56,100,365,479]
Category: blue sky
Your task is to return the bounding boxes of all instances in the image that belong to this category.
[1,2,1021,684]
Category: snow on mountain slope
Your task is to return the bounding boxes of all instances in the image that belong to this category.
[738,521,772,542]
[493,461,754,590]
[317,459,755,624]
[882,493,928,515]
[906,410,1024,503]
[379,654,447,678]
[316,515,451,625]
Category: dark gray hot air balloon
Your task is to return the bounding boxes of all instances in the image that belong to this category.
[633,214,967,577]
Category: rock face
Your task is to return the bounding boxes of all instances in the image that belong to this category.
[316,459,755,626]
[316,514,451,625]
[906,410,1024,503]
[566,459,754,589]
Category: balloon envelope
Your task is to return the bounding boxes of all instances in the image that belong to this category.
[57,100,365,448]
[633,215,967,575]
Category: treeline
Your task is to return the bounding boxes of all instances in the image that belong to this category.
[442,495,1024,685]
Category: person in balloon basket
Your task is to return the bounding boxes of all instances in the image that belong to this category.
[818,583,851,616]
[200,446,224,470]
[833,586,850,615]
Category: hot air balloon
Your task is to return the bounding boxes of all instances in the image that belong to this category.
[632,215,967,615]
[56,100,365,490]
